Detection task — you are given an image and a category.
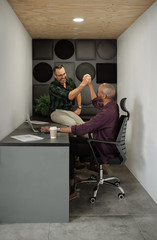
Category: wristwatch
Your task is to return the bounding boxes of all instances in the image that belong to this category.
[77,105,82,109]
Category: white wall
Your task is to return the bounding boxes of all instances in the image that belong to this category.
[118,2,157,203]
[0,0,32,141]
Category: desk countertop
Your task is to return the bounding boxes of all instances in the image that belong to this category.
[0,122,69,146]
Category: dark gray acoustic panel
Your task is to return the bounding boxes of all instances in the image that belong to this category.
[75,40,96,60]
[97,40,117,60]
[81,87,92,105]
[54,62,75,81]
[55,40,74,59]
[33,62,53,82]
[33,39,53,60]
[32,39,117,118]
[96,63,117,83]
[81,104,99,117]
[33,84,49,104]
[76,62,95,82]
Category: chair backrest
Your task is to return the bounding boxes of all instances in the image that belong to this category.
[108,98,129,166]
[120,97,130,120]
[113,115,128,165]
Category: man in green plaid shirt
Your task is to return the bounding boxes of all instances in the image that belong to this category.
[49,65,89,126]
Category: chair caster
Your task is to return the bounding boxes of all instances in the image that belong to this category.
[89,197,96,204]
[115,181,120,186]
[118,193,125,199]
[90,175,97,180]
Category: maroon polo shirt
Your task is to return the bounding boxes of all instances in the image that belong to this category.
[71,97,119,163]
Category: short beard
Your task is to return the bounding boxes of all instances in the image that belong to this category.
[97,96,103,102]
[59,78,66,83]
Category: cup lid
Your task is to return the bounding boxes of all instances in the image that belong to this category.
[50,126,57,130]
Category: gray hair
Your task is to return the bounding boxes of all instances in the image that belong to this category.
[101,83,116,99]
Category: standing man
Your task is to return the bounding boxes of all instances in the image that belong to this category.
[49,64,88,126]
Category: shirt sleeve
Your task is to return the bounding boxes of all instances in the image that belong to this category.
[92,97,104,110]
[71,109,109,136]
[70,78,76,90]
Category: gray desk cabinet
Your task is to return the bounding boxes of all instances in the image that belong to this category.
[0,123,69,223]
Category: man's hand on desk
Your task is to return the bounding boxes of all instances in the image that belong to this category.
[40,126,50,133]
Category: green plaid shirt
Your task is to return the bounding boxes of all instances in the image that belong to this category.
[49,77,76,113]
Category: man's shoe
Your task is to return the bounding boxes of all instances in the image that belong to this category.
[75,160,86,170]
[69,183,77,200]
[88,163,99,172]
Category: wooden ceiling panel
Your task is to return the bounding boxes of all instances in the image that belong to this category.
[7,0,155,39]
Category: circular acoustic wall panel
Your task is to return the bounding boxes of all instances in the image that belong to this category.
[33,62,53,82]
[55,40,74,59]
[97,40,117,60]
[76,62,95,82]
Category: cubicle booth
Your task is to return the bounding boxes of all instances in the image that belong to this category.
[0,39,117,223]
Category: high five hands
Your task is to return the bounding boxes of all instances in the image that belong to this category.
[82,74,92,86]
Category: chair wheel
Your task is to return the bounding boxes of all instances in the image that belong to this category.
[90,175,97,180]
[118,193,125,199]
[115,181,120,186]
[89,197,96,204]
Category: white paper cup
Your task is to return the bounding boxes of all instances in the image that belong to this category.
[50,126,57,138]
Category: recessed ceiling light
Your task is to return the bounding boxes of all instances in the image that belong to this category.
[73,18,84,22]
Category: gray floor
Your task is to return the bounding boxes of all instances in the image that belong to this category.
[0,165,157,240]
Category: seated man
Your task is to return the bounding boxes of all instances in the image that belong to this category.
[43,76,119,199]
[49,64,88,126]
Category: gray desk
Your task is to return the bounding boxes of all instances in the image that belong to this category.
[0,123,69,223]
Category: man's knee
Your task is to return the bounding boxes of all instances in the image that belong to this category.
[50,112,76,126]
[63,118,76,126]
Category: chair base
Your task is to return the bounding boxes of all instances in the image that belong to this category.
[78,164,125,203]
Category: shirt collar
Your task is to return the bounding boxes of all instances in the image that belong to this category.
[54,78,68,87]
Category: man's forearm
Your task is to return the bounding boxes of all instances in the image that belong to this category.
[68,82,86,100]
[59,127,72,133]
[76,93,81,106]
[41,126,72,133]
[88,83,97,100]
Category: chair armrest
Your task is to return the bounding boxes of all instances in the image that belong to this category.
[88,139,120,145]
[87,138,120,165]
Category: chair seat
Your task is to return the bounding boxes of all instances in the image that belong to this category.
[107,156,123,165]
[94,155,123,166]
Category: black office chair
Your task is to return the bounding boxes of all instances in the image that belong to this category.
[79,98,130,203]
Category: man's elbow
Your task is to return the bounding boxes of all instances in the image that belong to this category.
[68,93,74,100]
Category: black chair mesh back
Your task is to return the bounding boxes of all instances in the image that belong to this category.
[107,115,128,165]
[116,116,128,163]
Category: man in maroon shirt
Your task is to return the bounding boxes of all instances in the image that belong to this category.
[57,75,119,199]
[41,75,119,199]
